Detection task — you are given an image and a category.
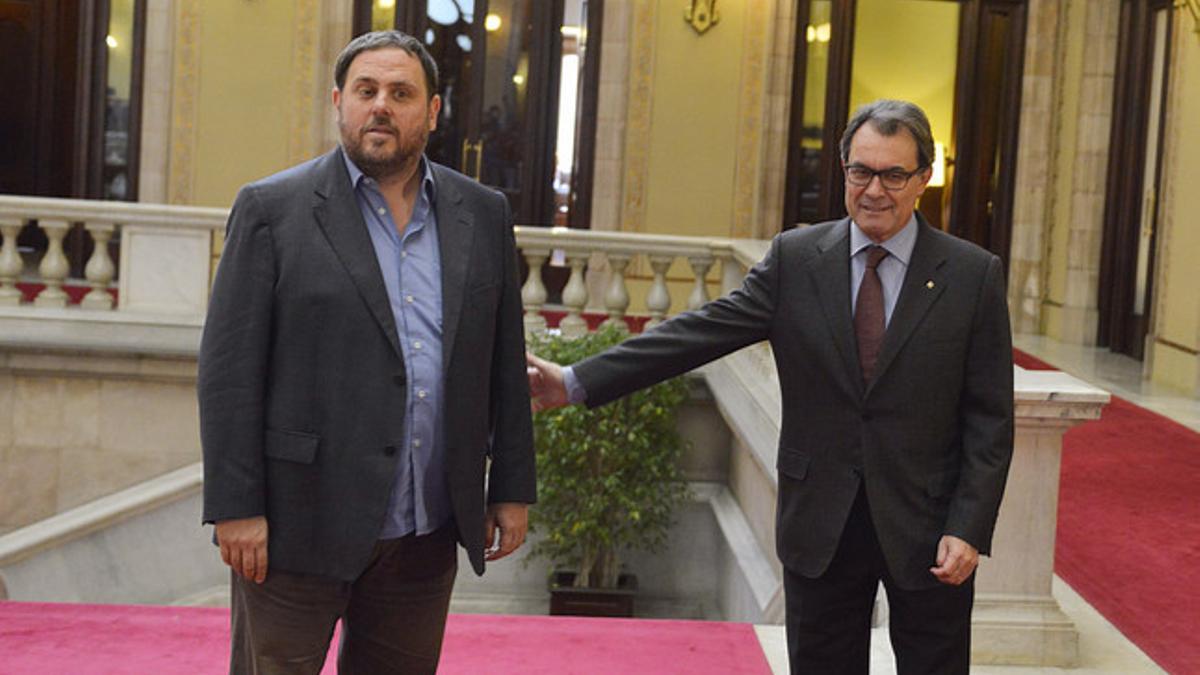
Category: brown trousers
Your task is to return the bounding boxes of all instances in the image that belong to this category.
[230,525,457,675]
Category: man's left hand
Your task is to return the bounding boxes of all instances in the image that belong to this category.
[484,502,528,561]
[930,535,978,585]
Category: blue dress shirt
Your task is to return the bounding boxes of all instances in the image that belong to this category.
[849,215,918,327]
[343,153,451,539]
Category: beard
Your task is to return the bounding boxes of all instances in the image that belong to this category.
[340,114,429,180]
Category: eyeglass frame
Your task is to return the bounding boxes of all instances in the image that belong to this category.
[842,163,930,191]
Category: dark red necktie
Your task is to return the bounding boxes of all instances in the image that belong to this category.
[855,246,889,383]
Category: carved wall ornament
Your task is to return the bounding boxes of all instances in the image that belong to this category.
[684,0,719,35]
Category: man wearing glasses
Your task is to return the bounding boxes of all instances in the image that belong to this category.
[527,99,1013,674]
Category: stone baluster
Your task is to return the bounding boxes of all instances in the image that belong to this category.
[601,253,632,331]
[558,252,589,338]
[81,222,116,310]
[687,255,714,311]
[721,256,745,295]
[645,255,674,328]
[521,248,550,334]
[0,218,23,306]
[34,219,71,308]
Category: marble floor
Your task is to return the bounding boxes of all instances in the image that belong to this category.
[754,333,1195,674]
[1013,333,1200,433]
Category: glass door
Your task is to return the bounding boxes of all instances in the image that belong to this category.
[359,0,566,225]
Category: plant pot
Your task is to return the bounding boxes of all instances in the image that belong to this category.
[548,570,638,617]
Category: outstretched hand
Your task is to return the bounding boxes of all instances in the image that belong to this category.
[526,351,569,413]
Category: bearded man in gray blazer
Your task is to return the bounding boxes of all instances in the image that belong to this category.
[528,99,1013,674]
[199,30,535,675]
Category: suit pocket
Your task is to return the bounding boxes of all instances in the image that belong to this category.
[264,429,320,464]
[467,281,500,305]
[776,448,810,480]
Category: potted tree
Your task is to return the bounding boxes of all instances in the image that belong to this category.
[526,326,691,617]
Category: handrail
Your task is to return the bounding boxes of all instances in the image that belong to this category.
[0,194,226,230]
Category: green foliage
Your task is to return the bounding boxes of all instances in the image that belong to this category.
[527,326,691,589]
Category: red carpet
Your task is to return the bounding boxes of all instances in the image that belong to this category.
[1015,349,1200,674]
[0,601,772,674]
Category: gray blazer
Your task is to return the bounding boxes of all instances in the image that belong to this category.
[198,148,535,580]
[574,217,1013,590]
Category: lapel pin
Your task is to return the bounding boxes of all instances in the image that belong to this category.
[926,280,935,289]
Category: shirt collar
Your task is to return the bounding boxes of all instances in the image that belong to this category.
[341,148,437,205]
[849,214,919,266]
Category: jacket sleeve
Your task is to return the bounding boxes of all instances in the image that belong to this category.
[944,254,1014,554]
[573,234,782,408]
[484,193,537,504]
[198,186,276,524]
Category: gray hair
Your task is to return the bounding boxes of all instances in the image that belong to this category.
[334,30,439,100]
[839,99,935,169]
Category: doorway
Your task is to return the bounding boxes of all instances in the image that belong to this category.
[0,0,145,282]
[782,0,1027,272]
[1097,0,1173,359]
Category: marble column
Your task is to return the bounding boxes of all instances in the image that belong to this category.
[971,367,1109,667]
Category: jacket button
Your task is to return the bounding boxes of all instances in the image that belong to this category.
[384,446,396,456]
[393,373,405,384]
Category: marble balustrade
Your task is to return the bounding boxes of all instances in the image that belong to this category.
[0,196,767,331]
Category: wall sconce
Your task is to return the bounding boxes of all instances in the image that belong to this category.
[929,142,947,188]
[1177,0,1200,36]
[805,22,831,44]
[684,0,719,35]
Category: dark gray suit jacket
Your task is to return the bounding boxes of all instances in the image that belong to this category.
[198,148,535,580]
[574,217,1013,590]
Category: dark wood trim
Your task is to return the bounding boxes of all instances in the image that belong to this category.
[567,0,603,230]
[396,0,427,35]
[351,0,373,36]
[989,0,1026,269]
[819,0,857,221]
[521,0,565,226]
[124,0,147,201]
[780,0,813,230]
[947,0,1026,271]
[1098,0,1172,357]
[75,0,102,199]
[1154,336,1200,356]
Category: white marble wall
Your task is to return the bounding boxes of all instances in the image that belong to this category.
[1058,0,1119,345]
[0,349,200,533]
[137,0,176,204]
[1008,0,1061,334]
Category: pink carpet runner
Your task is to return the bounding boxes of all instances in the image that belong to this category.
[0,601,773,674]
[1015,349,1200,674]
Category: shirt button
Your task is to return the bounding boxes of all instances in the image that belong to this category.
[405,295,414,304]
[413,439,422,448]
[418,389,427,399]
[376,207,386,216]
[414,341,422,350]
[401,251,408,258]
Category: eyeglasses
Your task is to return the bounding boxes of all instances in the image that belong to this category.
[843,164,927,191]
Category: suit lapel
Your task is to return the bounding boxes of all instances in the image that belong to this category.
[311,148,404,361]
[868,217,948,392]
[808,219,862,392]
[431,164,475,371]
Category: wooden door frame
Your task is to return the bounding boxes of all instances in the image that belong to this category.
[1097,0,1173,357]
[948,0,1026,271]
[781,0,857,229]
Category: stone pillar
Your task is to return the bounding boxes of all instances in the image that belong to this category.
[971,367,1109,667]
